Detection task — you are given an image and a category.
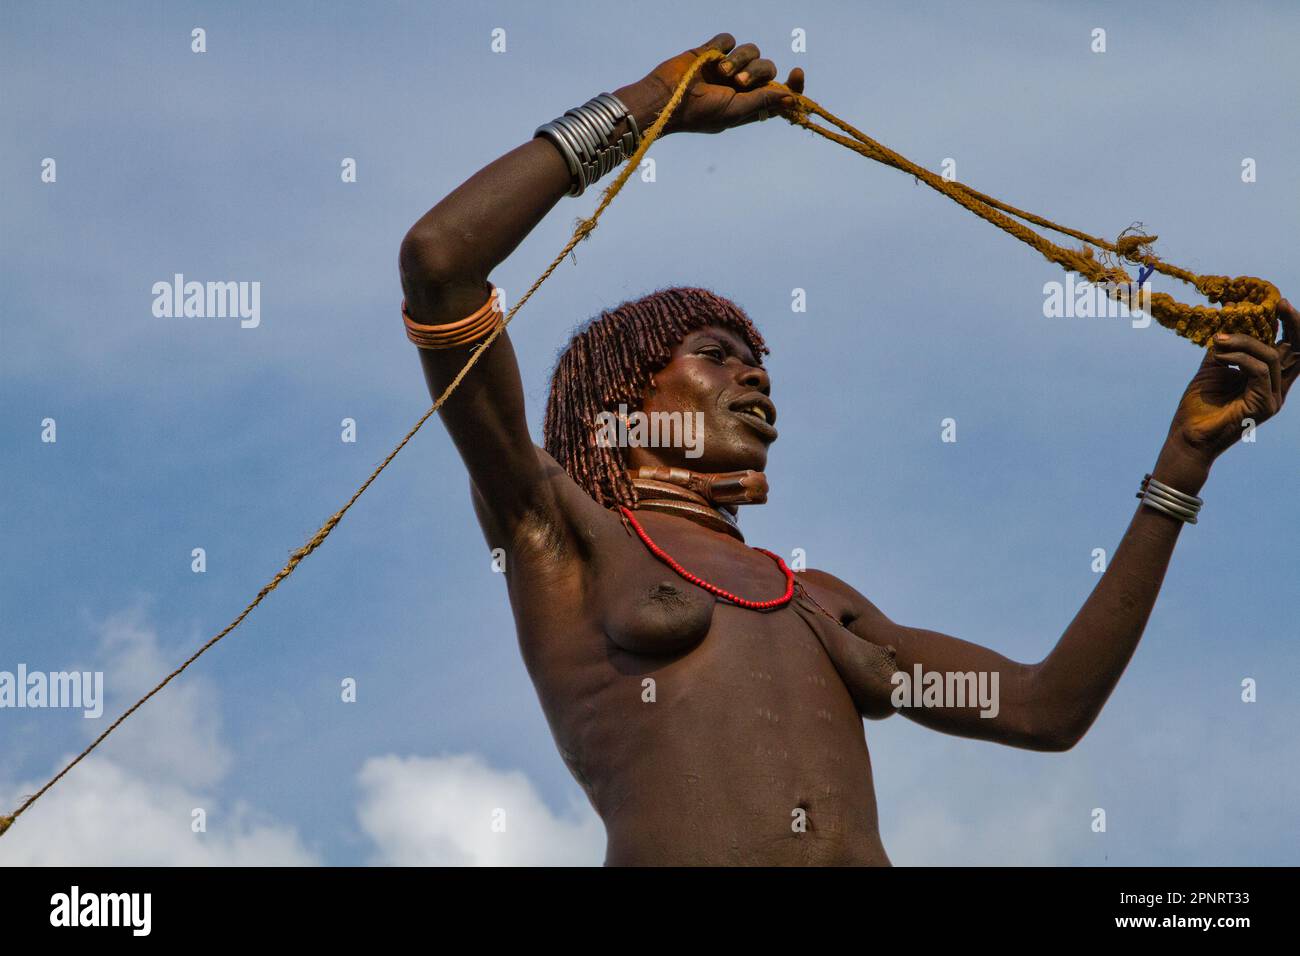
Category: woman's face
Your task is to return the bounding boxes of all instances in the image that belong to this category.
[625,324,777,475]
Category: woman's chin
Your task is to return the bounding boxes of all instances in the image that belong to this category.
[689,446,769,475]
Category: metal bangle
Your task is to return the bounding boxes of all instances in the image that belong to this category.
[581,103,618,143]
[536,123,579,173]
[595,93,639,143]
[548,117,598,195]
[540,119,593,196]
[1144,474,1202,507]
[534,126,576,195]
[1140,493,1198,524]
[588,106,636,166]
[1142,484,1198,514]
[588,96,631,145]
[552,117,594,163]
[585,93,620,124]
[1137,489,1199,522]
[535,122,580,179]
[534,92,641,196]
[598,93,641,157]
[562,110,604,158]
[576,111,622,179]
[1135,473,1202,524]
[585,95,628,141]
[1142,490,1198,523]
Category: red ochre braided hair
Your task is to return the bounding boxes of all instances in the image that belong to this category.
[543,286,769,509]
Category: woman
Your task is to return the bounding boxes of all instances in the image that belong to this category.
[398,33,1297,865]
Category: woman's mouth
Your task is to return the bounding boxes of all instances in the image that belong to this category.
[729,396,778,440]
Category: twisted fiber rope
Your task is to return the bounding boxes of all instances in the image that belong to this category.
[0,47,722,842]
[769,82,1279,345]
[2,47,1275,838]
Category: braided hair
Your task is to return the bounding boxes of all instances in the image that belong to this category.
[543,286,768,509]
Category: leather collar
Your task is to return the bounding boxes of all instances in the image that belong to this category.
[628,467,768,542]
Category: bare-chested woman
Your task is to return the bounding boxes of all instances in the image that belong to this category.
[397,33,1298,865]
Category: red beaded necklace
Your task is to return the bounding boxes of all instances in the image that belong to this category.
[618,506,796,612]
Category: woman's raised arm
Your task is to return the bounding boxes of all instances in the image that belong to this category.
[397,84,660,536]
[810,300,1297,749]
[396,33,801,537]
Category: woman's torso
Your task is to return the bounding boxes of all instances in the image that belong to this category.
[500,490,890,866]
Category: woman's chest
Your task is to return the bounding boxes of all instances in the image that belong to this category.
[595,516,801,656]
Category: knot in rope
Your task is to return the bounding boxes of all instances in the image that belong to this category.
[1114,232,1157,263]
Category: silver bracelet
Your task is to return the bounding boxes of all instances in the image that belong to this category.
[535,92,641,196]
[1136,473,1203,524]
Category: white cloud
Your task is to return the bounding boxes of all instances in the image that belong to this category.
[86,605,233,790]
[0,604,318,866]
[356,753,604,866]
[886,778,1078,866]
[0,758,315,866]
[1,603,602,866]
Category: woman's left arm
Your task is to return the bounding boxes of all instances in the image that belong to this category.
[828,299,1299,750]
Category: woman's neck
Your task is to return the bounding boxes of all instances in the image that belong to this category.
[626,466,768,541]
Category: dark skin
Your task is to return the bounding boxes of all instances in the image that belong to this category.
[399,34,1299,865]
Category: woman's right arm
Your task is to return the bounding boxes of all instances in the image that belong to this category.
[397,86,659,538]
[397,33,799,540]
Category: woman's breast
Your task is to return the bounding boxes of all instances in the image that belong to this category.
[600,574,717,656]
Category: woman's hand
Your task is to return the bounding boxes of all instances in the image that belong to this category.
[1164,298,1299,468]
[632,33,804,135]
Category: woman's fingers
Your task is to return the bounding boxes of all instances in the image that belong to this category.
[717,42,759,78]
[671,35,801,131]
[1211,335,1281,414]
[734,57,777,88]
[695,32,736,57]
[1216,332,1283,402]
[727,85,796,124]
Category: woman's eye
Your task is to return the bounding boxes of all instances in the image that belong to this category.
[698,347,725,363]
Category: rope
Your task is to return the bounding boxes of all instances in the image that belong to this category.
[769,81,1278,344]
[0,46,720,843]
[1,47,1279,841]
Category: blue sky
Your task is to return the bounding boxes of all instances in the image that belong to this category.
[2,0,1297,865]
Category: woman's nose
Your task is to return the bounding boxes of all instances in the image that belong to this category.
[738,364,770,395]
